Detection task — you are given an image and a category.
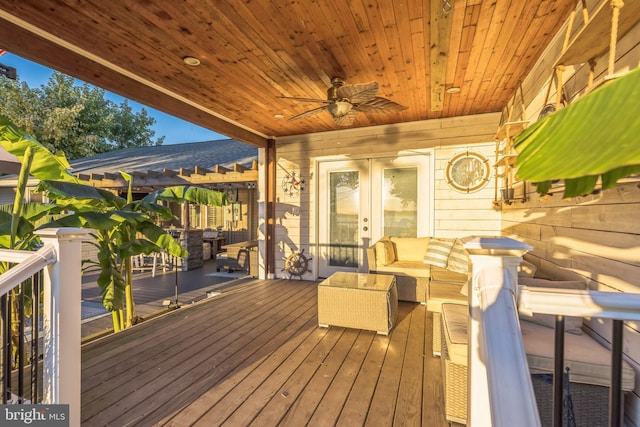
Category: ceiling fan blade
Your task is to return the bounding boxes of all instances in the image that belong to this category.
[286,105,330,122]
[336,82,379,104]
[278,96,331,104]
[333,110,358,127]
[353,97,407,114]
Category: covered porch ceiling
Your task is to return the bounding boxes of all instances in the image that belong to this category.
[0,1,576,148]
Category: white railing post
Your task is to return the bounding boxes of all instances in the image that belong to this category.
[37,228,89,427]
[463,236,536,426]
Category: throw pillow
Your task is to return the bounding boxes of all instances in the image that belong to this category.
[518,277,586,335]
[423,238,455,268]
[447,239,469,274]
[375,240,395,266]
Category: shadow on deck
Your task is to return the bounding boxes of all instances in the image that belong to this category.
[81,278,448,426]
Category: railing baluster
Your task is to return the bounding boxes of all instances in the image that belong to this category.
[31,272,40,403]
[1,293,7,403]
[3,292,11,403]
[18,283,25,402]
[553,315,565,427]
[609,319,623,427]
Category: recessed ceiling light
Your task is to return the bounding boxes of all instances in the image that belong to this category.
[446,86,461,94]
[183,56,201,66]
[273,114,284,119]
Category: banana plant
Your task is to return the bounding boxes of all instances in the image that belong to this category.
[36,180,188,330]
[1,115,76,364]
[2,115,228,331]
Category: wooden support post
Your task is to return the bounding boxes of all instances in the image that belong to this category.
[265,138,276,278]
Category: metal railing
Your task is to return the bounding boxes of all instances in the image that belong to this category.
[0,228,88,427]
[465,237,636,427]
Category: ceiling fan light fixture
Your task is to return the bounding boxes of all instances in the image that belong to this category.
[446,86,461,94]
[183,56,201,66]
[327,101,353,117]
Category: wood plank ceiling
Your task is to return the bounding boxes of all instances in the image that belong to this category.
[0,0,576,148]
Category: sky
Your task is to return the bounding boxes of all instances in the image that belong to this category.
[0,53,226,145]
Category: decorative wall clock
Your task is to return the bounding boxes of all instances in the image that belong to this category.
[445,151,490,193]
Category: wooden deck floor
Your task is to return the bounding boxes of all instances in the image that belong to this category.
[81,278,448,426]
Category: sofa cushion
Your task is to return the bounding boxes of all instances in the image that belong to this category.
[374,260,431,278]
[430,266,468,284]
[518,277,586,335]
[423,238,455,268]
[441,303,469,365]
[521,320,635,390]
[375,239,396,266]
[391,237,430,262]
[427,282,467,312]
[447,239,469,274]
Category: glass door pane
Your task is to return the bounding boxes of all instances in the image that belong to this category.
[370,155,432,243]
[329,170,360,267]
[383,167,418,237]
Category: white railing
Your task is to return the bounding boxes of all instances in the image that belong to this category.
[464,237,540,427]
[465,236,640,427]
[0,228,88,427]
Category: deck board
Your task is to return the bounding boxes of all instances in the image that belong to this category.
[81,278,449,426]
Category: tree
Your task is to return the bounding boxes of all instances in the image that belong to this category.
[0,72,164,160]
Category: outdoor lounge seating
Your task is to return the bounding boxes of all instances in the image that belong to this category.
[440,277,637,426]
[366,236,469,304]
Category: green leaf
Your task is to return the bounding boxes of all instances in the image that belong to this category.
[38,180,125,209]
[0,202,62,223]
[513,67,640,197]
[143,185,227,206]
[38,210,148,231]
[0,115,80,182]
[117,238,161,259]
[0,211,34,248]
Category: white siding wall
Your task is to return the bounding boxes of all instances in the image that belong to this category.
[500,6,640,423]
[273,113,502,279]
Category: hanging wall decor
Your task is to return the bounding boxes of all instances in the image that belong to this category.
[282,171,305,197]
[445,151,490,193]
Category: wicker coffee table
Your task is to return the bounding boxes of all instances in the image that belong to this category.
[317,272,398,335]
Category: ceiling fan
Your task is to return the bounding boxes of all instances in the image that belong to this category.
[279,78,407,126]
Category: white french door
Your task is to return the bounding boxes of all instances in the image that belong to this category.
[317,154,432,277]
[318,159,370,277]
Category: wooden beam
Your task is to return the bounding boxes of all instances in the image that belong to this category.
[163,168,178,177]
[430,0,454,111]
[266,139,277,278]
[194,166,210,175]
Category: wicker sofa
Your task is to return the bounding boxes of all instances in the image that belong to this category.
[366,236,469,304]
